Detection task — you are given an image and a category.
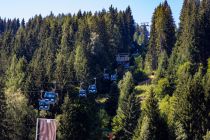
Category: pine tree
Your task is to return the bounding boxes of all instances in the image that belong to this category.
[203,59,210,129]
[125,6,135,46]
[174,0,200,65]
[198,0,210,66]
[42,38,56,81]
[133,88,168,140]
[4,55,35,139]
[55,18,72,88]
[0,91,7,139]
[13,27,26,59]
[203,131,210,140]
[74,43,88,82]
[105,83,119,117]
[59,96,99,140]
[112,72,140,140]
[156,50,169,80]
[5,55,26,92]
[174,64,207,139]
[123,92,141,140]
[145,1,175,72]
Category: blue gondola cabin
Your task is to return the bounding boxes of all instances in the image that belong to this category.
[88,84,97,94]
[39,99,50,111]
[43,91,58,104]
[79,89,87,97]
[111,74,117,81]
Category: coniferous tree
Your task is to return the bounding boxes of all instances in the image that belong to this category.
[198,0,210,66]
[59,96,99,140]
[203,59,210,129]
[173,0,200,65]
[42,38,56,81]
[105,83,119,117]
[74,43,88,82]
[13,27,26,59]
[55,19,71,88]
[4,55,35,139]
[134,88,168,140]
[0,91,7,139]
[145,1,175,72]
[112,72,140,140]
[156,50,168,80]
[174,63,207,139]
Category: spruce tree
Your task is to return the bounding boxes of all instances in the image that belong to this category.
[174,64,207,139]
[74,43,88,82]
[59,96,99,140]
[55,17,73,88]
[174,0,200,65]
[0,91,7,139]
[198,0,210,65]
[112,72,140,140]
[4,55,35,139]
[156,50,168,80]
[133,88,168,140]
[203,59,210,129]
[145,1,175,72]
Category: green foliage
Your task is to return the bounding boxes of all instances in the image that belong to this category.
[74,43,88,82]
[134,88,168,140]
[59,96,100,140]
[5,55,26,92]
[174,121,188,140]
[198,0,210,65]
[173,0,200,64]
[207,58,210,73]
[0,91,7,139]
[203,131,210,140]
[174,65,207,139]
[0,2,210,139]
[105,83,119,116]
[112,72,140,140]
[98,109,110,130]
[4,90,36,139]
[135,116,151,140]
[156,51,168,79]
[0,7,140,138]
[159,95,175,124]
[155,78,170,99]
[135,55,144,70]
[133,69,148,83]
[145,1,176,72]
[133,25,149,57]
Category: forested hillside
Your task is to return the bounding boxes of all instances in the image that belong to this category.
[0,0,210,140]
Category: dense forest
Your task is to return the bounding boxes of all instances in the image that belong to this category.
[0,0,210,140]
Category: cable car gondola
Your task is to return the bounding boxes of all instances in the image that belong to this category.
[39,99,50,111]
[111,74,117,81]
[79,89,87,97]
[43,91,58,104]
[88,78,97,94]
[124,63,130,69]
[79,82,87,97]
[111,69,117,81]
[104,69,110,80]
[88,84,97,94]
